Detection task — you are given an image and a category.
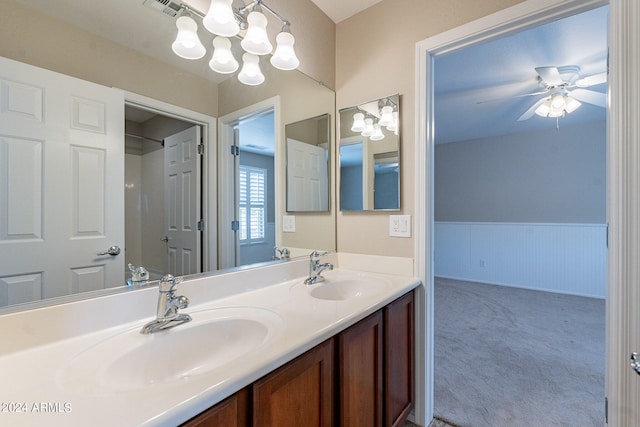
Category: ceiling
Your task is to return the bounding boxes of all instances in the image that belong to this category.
[310,0,383,23]
[435,5,608,144]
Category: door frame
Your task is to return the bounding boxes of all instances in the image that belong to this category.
[124,91,217,272]
[217,96,281,269]
[413,0,638,424]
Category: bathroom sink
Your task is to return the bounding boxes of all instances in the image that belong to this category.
[307,276,391,301]
[58,307,283,393]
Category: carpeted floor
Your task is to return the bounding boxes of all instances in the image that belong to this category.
[434,278,605,427]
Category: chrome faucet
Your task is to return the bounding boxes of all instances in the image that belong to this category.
[304,251,334,285]
[273,246,290,261]
[127,263,149,287]
[140,274,192,334]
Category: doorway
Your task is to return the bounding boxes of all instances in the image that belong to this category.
[123,92,218,278]
[412,0,622,424]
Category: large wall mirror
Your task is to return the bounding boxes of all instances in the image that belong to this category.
[0,0,336,312]
[339,94,400,211]
[285,114,331,212]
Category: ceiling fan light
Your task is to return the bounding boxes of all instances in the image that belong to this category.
[361,118,374,137]
[378,106,394,127]
[172,16,206,60]
[370,123,385,141]
[270,31,299,70]
[203,0,240,37]
[241,11,273,55]
[535,100,552,117]
[564,96,582,114]
[351,112,365,132]
[550,94,565,109]
[209,36,239,74]
[238,53,265,85]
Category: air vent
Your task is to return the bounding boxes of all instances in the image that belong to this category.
[142,0,183,18]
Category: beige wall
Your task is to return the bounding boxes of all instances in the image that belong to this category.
[335,0,524,257]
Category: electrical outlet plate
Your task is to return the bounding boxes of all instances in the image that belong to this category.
[283,215,296,232]
[389,215,411,237]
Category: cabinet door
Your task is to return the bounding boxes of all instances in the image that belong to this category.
[180,387,249,427]
[339,310,383,427]
[253,338,334,427]
[384,291,415,427]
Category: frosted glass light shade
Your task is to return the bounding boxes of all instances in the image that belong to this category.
[270,32,299,70]
[564,96,581,114]
[209,37,239,74]
[238,53,265,85]
[535,99,552,117]
[241,11,273,55]
[387,111,399,132]
[351,113,365,132]
[203,0,239,37]
[370,123,385,141]
[172,16,206,60]
[361,118,374,137]
[378,106,394,127]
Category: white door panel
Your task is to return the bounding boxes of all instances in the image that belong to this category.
[164,126,201,276]
[286,138,328,211]
[0,57,124,306]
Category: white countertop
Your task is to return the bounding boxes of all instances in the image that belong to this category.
[0,254,419,426]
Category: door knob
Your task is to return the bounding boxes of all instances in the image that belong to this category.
[160,236,169,243]
[98,245,121,256]
[631,352,640,375]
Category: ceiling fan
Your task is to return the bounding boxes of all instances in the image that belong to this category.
[516,65,607,121]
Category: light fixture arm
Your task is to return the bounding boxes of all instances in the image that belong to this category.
[238,0,291,28]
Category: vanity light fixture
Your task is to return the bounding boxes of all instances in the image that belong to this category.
[351,112,366,133]
[270,26,299,70]
[171,16,206,60]
[378,105,394,127]
[238,53,265,85]
[361,118,375,137]
[209,36,239,74]
[170,0,299,86]
[370,123,385,141]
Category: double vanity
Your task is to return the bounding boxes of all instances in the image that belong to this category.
[0,253,419,426]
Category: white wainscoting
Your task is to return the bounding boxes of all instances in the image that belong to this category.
[434,222,607,298]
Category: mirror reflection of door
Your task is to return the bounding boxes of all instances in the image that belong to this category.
[124,106,203,279]
[232,110,276,267]
[0,57,125,307]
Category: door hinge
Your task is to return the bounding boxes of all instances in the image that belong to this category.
[197,219,204,231]
[230,145,239,156]
[606,223,609,248]
[604,396,608,424]
[197,144,204,155]
[231,220,240,231]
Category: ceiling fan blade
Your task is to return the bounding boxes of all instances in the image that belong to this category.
[535,66,564,86]
[476,90,549,104]
[570,88,606,108]
[575,72,607,87]
[517,98,547,121]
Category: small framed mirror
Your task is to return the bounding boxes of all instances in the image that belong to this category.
[285,113,331,212]
[339,94,400,211]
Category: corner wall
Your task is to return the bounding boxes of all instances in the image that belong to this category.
[335,0,525,257]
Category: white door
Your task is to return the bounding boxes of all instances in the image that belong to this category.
[0,57,124,305]
[164,126,201,276]
[286,138,328,211]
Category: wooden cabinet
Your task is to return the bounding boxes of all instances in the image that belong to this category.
[384,291,415,427]
[338,310,384,427]
[181,387,249,427]
[253,338,334,427]
[181,289,415,427]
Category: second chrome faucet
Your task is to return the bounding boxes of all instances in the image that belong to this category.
[304,251,334,285]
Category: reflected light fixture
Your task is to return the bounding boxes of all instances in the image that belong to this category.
[351,112,365,132]
[209,36,239,74]
[238,53,265,85]
[362,118,375,137]
[370,124,385,141]
[171,16,206,60]
[203,0,239,37]
[168,0,299,86]
[378,106,394,127]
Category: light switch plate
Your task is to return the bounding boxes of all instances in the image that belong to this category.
[389,215,411,237]
[283,215,296,232]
